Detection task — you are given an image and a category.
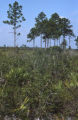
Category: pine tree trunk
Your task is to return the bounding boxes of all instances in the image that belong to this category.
[33,39,35,49]
[50,39,51,47]
[54,39,56,46]
[45,39,46,49]
[33,39,34,48]
[48,39,49,48]
[57,39,58,46]
[69,36,70,49]
[14,26,16,47]
[47,39,49,48]
[59,38,60,46]
[41,34,42,48]
[63,36,66,50]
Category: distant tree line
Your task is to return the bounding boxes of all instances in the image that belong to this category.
[27,12,75,49]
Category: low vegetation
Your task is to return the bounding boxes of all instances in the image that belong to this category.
[0,47,78,120]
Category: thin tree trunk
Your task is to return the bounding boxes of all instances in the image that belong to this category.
[33,39,35,48]
[41,34,42,48]
[48,39,50,47]
[59,38,60,46]
[57,39,58,46]
[46,39,48,48]
[33,39,34,48]
[54,39,56,46]
[14,26,16,47]
[47,39,49,48]
[69,36,70,49]
[62,36,66,50]
[50,39,51,47]
[45,39,46,49]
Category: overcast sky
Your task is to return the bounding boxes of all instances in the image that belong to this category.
[0,0,78,48]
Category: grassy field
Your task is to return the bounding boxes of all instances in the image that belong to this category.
[0,47,78,120]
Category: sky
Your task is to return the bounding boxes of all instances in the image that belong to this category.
[0,0,78,48]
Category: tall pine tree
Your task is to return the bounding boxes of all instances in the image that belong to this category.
[3,1,26,47]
